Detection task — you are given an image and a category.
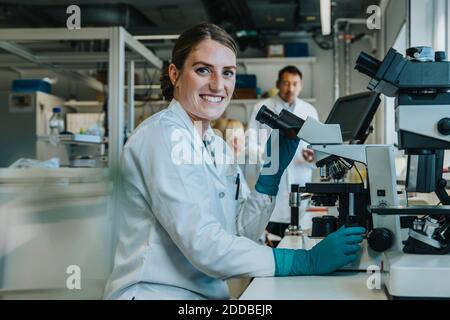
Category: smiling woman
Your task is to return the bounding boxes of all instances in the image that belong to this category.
[103,23,364,301]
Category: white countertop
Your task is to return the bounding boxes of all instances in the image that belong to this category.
[240,272,387,300]
[240,235,388,300]
[0,167,109,184]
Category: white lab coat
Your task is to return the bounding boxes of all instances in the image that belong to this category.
[103,99,276,300]
[246,94,319,224]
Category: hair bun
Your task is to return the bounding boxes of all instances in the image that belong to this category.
[160,66,174,101]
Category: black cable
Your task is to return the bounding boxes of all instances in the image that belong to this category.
[337,158,352,170]
[354,160,369,185]
[354,164,364,184]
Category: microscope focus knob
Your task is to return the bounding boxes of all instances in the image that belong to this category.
[438,118,450,135]
[367,228,394,252]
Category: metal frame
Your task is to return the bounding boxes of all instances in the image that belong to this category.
[0,27,163,171]
[127,60,135,136]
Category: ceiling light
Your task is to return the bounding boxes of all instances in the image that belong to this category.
[320,0,331,35]
[134,35,179,41]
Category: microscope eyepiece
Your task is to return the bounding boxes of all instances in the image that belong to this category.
[355,51,382,78]
[255,105,305,139]
[255,105,280,128]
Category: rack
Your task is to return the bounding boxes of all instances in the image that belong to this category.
[0,27,163,170]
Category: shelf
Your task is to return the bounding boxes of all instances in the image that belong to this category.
[230,97,316,104]
[0,168,109,183]
[37,134,107,145]
[64,100,169,108]
[237,57,316,65]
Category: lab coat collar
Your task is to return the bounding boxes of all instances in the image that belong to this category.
[168,99,207,150]
[169,99,214,142]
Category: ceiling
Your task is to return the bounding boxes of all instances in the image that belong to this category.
[0,0,380,53]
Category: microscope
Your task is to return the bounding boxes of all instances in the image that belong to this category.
[354,46,450,298]
[256,91,396,270]
[256,46,450,298]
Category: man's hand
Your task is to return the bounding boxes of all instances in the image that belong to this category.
[302,148,314,163]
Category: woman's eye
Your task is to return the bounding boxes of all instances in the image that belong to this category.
[196,67,210,75]
[223,70,235,77]
[223,70,234,78]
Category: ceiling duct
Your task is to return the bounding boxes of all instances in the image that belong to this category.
[0,3,156,29]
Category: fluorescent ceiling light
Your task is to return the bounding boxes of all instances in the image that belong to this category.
[320,0,331,35]
[134,35,179,41]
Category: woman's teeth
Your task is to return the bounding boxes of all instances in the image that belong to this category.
[201,95,223,103]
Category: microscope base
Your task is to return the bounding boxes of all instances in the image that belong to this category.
[383,252,450,298]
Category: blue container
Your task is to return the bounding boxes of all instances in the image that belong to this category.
[12,79,51,94]
[235,74,257,89]
[284,42,309,57]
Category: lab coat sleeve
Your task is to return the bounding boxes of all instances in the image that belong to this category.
[244,102,267,188]
[246,102,266,162]
[237,103,276,239]
[127,122,275,279]
[235,169,276,241]
[247,102,262,132]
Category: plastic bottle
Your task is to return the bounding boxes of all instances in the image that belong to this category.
[49,107,64,145]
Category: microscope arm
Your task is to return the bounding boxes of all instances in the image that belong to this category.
[296,117,343,145]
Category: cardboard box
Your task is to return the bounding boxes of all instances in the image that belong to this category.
[233,88,257,99]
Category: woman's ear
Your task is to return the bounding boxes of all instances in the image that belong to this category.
[168,63,179,87]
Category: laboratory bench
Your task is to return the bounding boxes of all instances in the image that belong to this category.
[240,235,388,300]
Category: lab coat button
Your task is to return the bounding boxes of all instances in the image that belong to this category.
[219,192,225,198]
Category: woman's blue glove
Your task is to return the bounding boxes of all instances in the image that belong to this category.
[273,226,366,276]
[255,130,300,196]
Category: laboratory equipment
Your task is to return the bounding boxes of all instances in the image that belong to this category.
[0,91,107,168]
[257,91,382,230]
[0,91,64,167]
[256,93,393,271]
[355,46,450,298]
[48,107,65,145]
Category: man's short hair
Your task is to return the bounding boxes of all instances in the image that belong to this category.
[277,65,303,82]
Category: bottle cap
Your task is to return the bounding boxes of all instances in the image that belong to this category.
[53,107,61,113]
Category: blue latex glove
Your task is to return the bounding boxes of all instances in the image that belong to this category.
[273,226,366,276]
[255,130,300,196]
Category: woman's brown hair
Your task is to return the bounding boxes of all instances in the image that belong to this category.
[160,23,237,101]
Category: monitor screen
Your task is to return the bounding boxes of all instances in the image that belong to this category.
[325,91,381,143]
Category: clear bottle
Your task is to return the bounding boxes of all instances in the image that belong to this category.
[49,107,64,145]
